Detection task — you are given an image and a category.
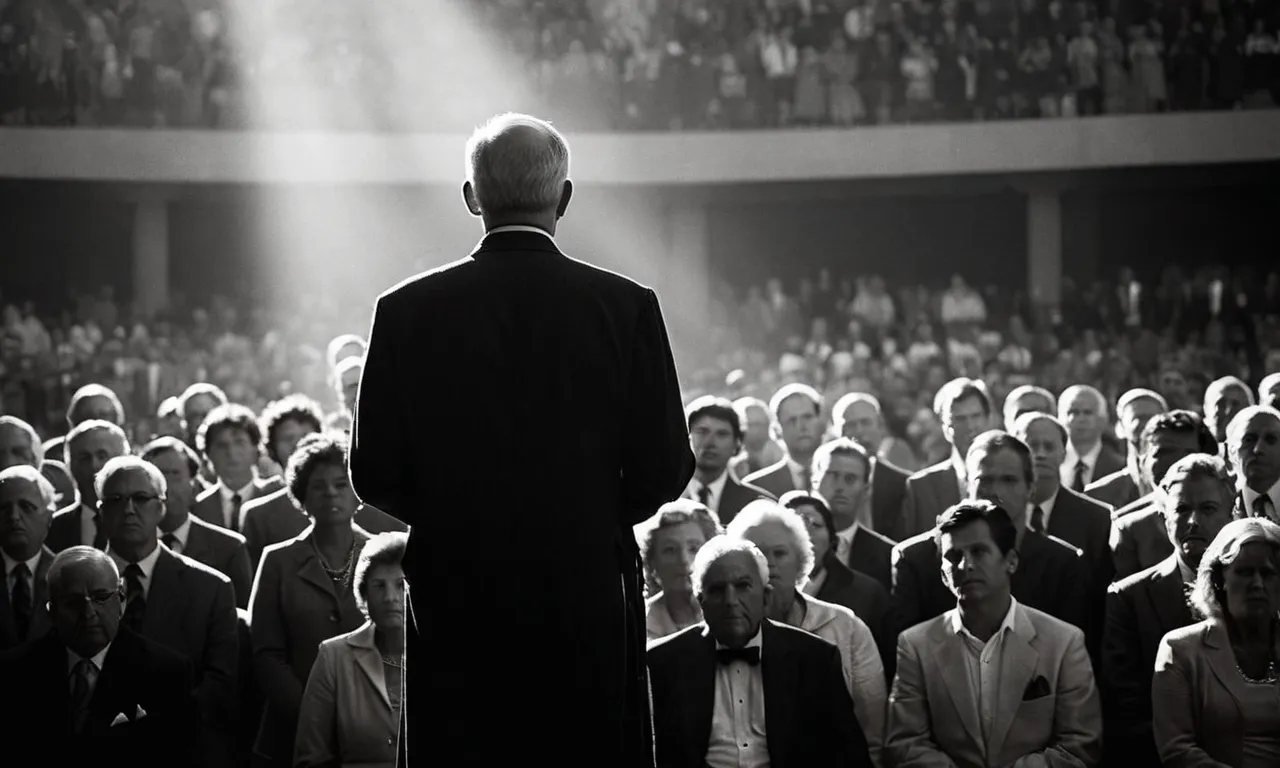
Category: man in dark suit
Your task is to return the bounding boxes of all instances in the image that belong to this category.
[901,378,993,539]
[813,438,897,593]
[1110,411,1217,579]
[1085,388,1167,510]
[189,404,285,536]
[142,437,253,608]
[0,465,57,648]
[834,392,919,473]
[683,396,774,527]
[47,420,131,553]
[0,415,42,472]
[1203,376,1254,456]
[1102,454,1234,767]
[1058,385,1126,492]
[351,113,693,768]
[0,546,197,767]
[744,384,826,498]
[647,536,873,768]
[97,456,240,768]
[892,431,1089,638]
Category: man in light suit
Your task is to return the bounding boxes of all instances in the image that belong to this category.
[647,536,873,768]
[0,465,58,648]
[351,113,693,768]
[887,500,1102,768]
[683,396,774,527]
[190,404,284,536]
[901,378,993,539]
[744,384,827,499]
[1110,411,1217,579]
[1086,389,1167,510]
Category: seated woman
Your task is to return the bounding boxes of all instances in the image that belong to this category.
[248,431,372,767]
[295,531,408,768]
[782,490,897,679]
[1153,518,1280,768]
[636,499,722,641]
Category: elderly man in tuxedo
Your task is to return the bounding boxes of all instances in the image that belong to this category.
[1102,454,1233,767]
[0,546,197,767]
[0,415,43,472]
[647,536,873,768]
[47,420,131,553]
[1110,411,1218,579]
[0,465,58,648]
[901,378,994,539]
[97,455,240,768]
[352,112,693,767]
[1085,388,1168,510]
[684,396,774,527]
[887,500,1102,768]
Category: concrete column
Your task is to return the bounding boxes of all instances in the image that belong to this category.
[132,193,170,319]
[1026,184,1063,311]
[667,201,711,308]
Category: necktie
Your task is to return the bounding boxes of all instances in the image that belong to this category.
[161,533,180,553]
[1072,461,1088,492]
[10,564,31,641]
[92,513,107,550]
[123,563,146,632]
[229,494,243,533]
[69,659,95,734]
[697,485,711,507]
[1030,506,1045,534]
[1252,495,1275,522]
[717,646,761,666]
[800,467,812,491]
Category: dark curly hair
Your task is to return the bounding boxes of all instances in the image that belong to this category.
[354,531,408,615]
[284,431,349,512]
[257,395,324,466]
[196,403,262,456]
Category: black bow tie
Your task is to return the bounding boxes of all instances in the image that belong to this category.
[717,646,761,666]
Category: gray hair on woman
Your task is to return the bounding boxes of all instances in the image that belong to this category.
[635,499,723,595]
[1190,518,1280,620]
[353,531,408,615]
[464,113,570,217]
[691,536,770,600]
[725,499,815,590]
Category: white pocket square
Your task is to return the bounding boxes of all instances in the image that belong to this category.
[135,704,147,720]
[110,713,129,727]
[110,705,147,726]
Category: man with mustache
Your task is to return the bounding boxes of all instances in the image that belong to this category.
[1102,454,1233,767]
[683,396,773,527]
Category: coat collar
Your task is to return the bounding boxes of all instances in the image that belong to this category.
[296,525,372,597]
[470,229,562,259]
[1199,619,1250,719]
[344,620,393,709]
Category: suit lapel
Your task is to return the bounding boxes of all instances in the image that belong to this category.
[933,625,985,748]
[88,630,137,734]
[760,622,798,764]
[0,571,14,646]
[141,548,181,638]
[986,608,1040,761]
[297,534,341,599]
[1201,621,1248,718]
[1148,557,1193,631]
[29,549,54,641]
[688,629,718,760]
[1046,493,1077,544]
[346,624,391,708]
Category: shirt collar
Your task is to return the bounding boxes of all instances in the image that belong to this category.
[714,626,764,652]
[218,478,255,503]
[1176,557,1196,585]
[159,516,193,549]
[67,643,110,676]
[1027,488,1060,528]
[487,224,556,242]
[108,541,163,582]
[1066,440,1103,469]
[1240,476,1280,515]
[950,596,1019,638]
[1,549,41,579]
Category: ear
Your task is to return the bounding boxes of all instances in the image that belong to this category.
[1006,548,1020,574]
[555,179,573,220]
[462,182,482,217]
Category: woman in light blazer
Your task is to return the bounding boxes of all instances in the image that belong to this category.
[295,531,408,768]
[1153,514,1280,768]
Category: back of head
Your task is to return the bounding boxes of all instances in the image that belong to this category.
[465,113,570,220]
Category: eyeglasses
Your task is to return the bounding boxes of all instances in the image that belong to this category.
[100,492,163,509]
[51,590,121,612]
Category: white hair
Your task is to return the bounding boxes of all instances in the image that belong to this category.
[1058,384,1109,421]
[1225,405,1280,451]
[0,464,57,511]
[691,536,769,599]
[48,546,121,596]
[0,416,43,465]
[465,113,569,217]
[725,499,816,590]
[94,456,167,504]
[64,419,130,464]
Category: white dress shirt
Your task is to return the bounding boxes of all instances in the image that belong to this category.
[2,549,40,602]
[951,452,968,496]
[685,470,730,516]
[219,480,257,531]
[158,515,194,555]
[706,630,769,768]
[1026,489,1060,533]
[951,597,1020,750]
[1240,477,1280,524]
[1061,441,1103,489]
[108,542,164,601]
[487,224,556,243]
[67,643,110,699]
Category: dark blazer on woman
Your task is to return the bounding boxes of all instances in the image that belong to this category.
[248,525,371,766]
[295,621,399,768]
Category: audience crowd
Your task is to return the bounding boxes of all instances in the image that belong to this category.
[1,252,1280,766]
[3,0,1280,130]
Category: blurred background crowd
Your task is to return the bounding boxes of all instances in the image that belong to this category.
[2,0,1279,130]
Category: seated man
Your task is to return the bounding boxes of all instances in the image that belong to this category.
[648,536,873,768]
[0,547,198,767]
[887,500,1102,768]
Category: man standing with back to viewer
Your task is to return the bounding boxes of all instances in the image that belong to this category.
[351,112,694,767]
